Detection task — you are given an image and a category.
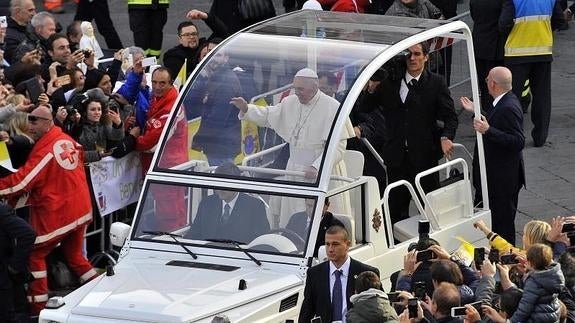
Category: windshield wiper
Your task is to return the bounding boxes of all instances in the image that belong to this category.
[205,239,261,266]
[143,231,198,260]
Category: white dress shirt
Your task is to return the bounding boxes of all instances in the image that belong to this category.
[400,72,422,103]
[221,193,239,217]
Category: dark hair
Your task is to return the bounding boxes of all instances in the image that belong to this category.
[65,67,83,89]
[208,37,223,45]
[152,66,173,83]
[432,282,460,316]
[430,260,464,286]
[527,243,553,270]
[66,21,82,39]
[214,162,241,176]
[354,271,381,293]
[177,21,197,35]
[499,287,523,316]
[419,41,430,55]
[47,33,68,51]
[326,225,349,242]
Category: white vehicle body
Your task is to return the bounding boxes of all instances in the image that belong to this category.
[40,11,490,323]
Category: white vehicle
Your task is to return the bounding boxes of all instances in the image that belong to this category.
[40,11,491,323]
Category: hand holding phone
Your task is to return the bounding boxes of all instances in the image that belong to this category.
[408,298,419,319]
[474,247,485,270]
[450,306,467,317]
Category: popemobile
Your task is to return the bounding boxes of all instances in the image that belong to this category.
[40,10,491,323]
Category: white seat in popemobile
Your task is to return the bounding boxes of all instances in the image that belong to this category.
[393,169,473,242]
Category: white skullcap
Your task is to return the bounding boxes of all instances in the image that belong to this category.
[295,68,318,79]
[302,0,323,10]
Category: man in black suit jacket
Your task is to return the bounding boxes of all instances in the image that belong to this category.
[360,42,458,223]
[190,191,269,243]
[469,0,506,111]
[461,66,525,244]
[298,225,380,323]
[187,163,270,243]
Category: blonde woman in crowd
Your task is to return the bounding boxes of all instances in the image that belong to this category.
[474,217,570,260]
[0,111,34,168]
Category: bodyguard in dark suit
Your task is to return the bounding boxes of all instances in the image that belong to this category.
[188,163,270,243]
[299,225,380,323]
[469,0,506,111]
[461,66,525,245]
[361,42,458,223]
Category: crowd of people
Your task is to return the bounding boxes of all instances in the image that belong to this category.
[299,216,575,323]
[0,0,571,322]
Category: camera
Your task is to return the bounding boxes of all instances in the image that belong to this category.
[416,249,435,262]
[413,281,426,300]
[387,292,400,303]
[450,306,467,317]
[83,50,91,58]
[501,254,519,265]
[380,50,409,82]
[418,220,430,238]
[474,247,485,269]
[563,223,575,233]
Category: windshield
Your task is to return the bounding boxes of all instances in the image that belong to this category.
[156,32,383,186]
[133,181,320,256]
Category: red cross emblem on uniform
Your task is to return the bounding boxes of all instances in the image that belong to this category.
[53,139,80,170]
[59,143,77,164]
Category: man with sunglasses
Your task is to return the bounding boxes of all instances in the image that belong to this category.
[0,106,97,315]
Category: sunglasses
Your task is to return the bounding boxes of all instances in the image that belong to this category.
[28,115,52,122]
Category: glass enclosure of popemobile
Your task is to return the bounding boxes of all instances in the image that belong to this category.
[129,11,488,268]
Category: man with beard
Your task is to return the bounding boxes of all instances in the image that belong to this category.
[163,21,206,78]
[191,49,242,166]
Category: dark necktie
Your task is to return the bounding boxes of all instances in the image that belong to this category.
[221,204,231,224]
[409,78,418,89]
[332,269,343,321]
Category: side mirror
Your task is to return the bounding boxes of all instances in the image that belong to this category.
[109,222,131,247]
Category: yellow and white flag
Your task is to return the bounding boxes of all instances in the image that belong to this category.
[174,59,187,90]
[0,141,15,172]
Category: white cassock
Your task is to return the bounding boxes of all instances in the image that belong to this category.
[239,90,353,228]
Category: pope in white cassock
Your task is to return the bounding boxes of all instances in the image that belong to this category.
[230,68,352,228]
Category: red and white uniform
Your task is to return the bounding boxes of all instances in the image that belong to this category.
[135,86,187,172]
[135,85,188,231]
[0,126,97,314]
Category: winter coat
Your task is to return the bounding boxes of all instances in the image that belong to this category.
[346,288,399,323]
[510,262,564,323]
[74,121,125,163]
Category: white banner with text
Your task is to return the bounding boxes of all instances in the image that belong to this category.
[89,152,143,216]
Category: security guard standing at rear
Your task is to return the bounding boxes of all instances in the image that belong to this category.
[127,0,169,58]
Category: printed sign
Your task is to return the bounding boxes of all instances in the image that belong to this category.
[89,152,143,216]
